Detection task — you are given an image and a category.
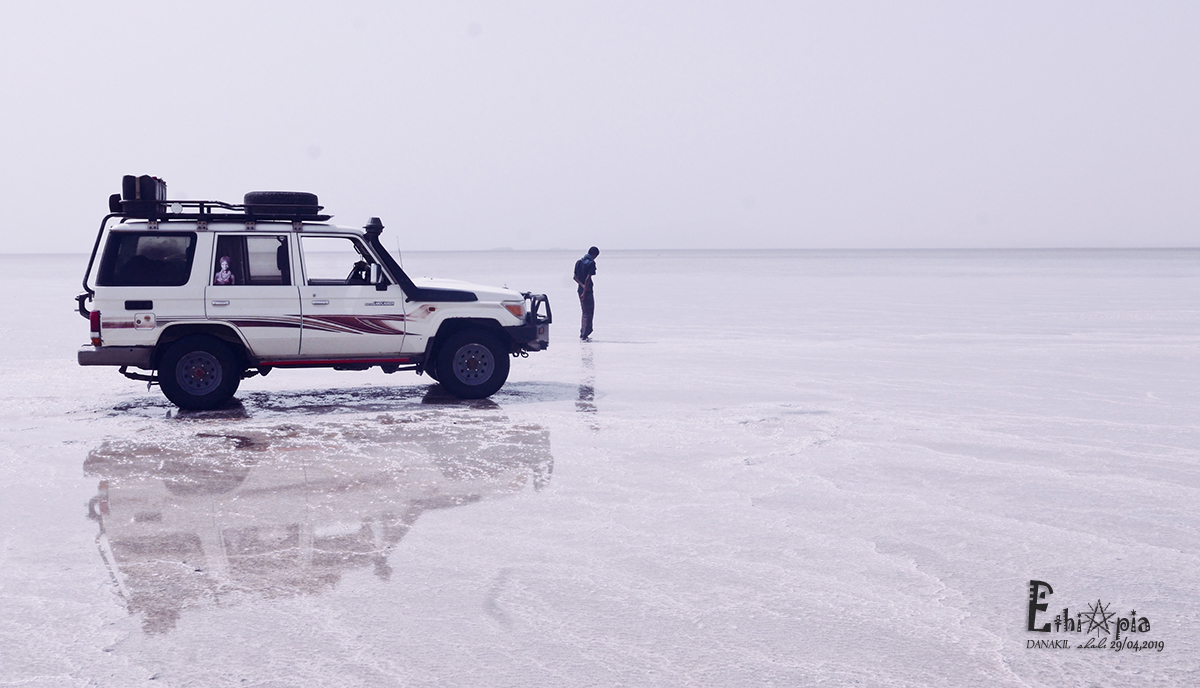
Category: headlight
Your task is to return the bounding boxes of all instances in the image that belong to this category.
[502,301,525,319]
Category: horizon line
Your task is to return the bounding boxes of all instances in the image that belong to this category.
[6,246,1200,257]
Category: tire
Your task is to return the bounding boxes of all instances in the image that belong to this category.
[424,358,440,382]
[434,329,510,399]
[243,191,319,207]
[158,335,242,410]
[243,191,320,217]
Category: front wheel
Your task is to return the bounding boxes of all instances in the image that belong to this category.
[423,358,440,382]
[434,329,510,399]
[158,335,242,410]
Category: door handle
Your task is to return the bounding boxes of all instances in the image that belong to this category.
[210,300,230,306]
[311,299,330,306]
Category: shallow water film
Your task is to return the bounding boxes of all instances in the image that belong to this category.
[1,249,1197,686]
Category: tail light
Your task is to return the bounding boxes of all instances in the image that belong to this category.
[90,310,102,346]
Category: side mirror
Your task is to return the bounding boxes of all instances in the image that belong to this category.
[370,263,386,291]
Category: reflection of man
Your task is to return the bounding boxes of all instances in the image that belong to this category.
[214,256,235,285]
[576,344,596,417]
[574,246,599,341]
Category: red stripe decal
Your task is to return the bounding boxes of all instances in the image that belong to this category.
[228,318,304,329]
[260,357,412,367]
[302,315,407,335]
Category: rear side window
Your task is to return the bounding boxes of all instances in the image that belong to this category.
[213,235,291,286]
[97,232,197,286]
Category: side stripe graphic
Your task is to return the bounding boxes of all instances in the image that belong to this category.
[300,315,408,336]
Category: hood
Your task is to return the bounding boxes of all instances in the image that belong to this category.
[410,277,523,302]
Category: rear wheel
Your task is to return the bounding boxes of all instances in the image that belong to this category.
[435,329,510,399]
[158,335,242,410]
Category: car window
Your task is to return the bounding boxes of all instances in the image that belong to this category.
[300,236,373,285]
[97,232,196,287]
[213,235,290,286]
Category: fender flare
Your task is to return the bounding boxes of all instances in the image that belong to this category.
[156,322,254,367]
[422,318,514,367]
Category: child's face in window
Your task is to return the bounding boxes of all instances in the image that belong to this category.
[220,257,230,270]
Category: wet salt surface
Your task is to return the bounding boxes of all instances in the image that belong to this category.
[1,249,1198,686]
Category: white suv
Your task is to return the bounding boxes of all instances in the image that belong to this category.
[77,176,552,410]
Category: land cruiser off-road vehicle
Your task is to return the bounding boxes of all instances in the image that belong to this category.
[77,175,551,409]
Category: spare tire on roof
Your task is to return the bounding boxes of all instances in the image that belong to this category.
[243,191,321,218]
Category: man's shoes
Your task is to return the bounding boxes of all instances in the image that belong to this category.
[580,336,591,342]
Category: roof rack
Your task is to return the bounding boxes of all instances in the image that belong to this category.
[109,175,331,222]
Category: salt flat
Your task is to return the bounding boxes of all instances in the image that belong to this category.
[0,249,1196,687]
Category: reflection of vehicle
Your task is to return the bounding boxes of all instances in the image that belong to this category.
[77,175,552,409]
[84,407,552,633]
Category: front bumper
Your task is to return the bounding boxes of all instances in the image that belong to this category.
[78,345,154,369]
[506,293,552,351]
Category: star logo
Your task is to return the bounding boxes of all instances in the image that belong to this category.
[1083,600,1115,636]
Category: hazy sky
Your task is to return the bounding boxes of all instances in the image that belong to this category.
[1,1,1197,252]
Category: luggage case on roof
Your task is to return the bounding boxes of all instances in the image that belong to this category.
[120,175,168,217]
[121,175,166,202]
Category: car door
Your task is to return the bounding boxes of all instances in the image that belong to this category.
[205,233,302,357]
[297,235,407,357]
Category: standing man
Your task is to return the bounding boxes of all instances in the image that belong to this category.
[574,246,599,341]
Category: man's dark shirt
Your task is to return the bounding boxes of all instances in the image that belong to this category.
[574,254,597,295]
